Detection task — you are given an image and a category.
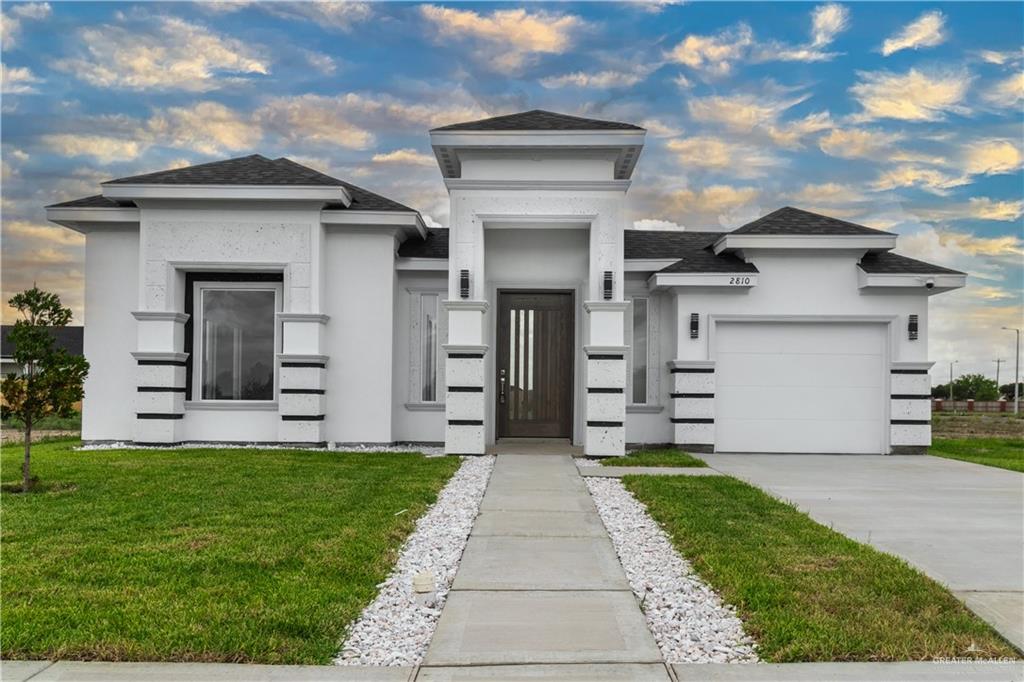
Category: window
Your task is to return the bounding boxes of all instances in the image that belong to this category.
[631,297,648,404]
[191,281,281,401]
[420,293,440,402]
[409,290,444,404]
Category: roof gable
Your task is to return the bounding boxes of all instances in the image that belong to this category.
[732,206,890,236]
[432,109,644,132]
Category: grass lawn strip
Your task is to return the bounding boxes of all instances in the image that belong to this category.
[337,455,494,666]
[929,438,1023,473]
[586,476,757,663]
[599,448,707,468]
[624,474,1019,662]
[1,440,460,664]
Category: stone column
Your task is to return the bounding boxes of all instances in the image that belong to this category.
[889,361,933,454]
[669,359,715,453]
[277,313,329,445]
[584,301,628,457]
[131,311,189,445]
[443,300,488,454]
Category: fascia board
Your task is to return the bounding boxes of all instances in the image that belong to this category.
[858,271,966,293]
[102,183,352,204]
[648,272,759,290]
[713,233,897,255]
[46,206,140,233]
[320,210,426,238]
[429,129,646,148]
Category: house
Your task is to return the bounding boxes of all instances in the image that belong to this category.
[46,110,966,456]
[1,325,84,377]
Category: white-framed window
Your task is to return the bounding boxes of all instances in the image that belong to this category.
[626,294,660,406]
[409,290,445,404]
[191,280,282,401]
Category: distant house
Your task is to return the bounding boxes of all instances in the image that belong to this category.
[46,109,965,455]
[0,325,85,377]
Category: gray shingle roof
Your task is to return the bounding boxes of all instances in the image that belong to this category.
[432,109,645,132]
[858,252,964,275]
[46,195,135,209]
[398,228,450,258]
[625,231,758,273]
[733,206,890,236]
[49,155,416,213]
[1,326,83,358]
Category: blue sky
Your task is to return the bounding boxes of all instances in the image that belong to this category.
[2,1,1022,383]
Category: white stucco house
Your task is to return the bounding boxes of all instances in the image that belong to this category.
[46,109,966,456]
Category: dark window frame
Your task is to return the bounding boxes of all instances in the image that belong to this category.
[184,272,284,400]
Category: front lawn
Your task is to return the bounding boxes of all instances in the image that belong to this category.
[601,448,707,467]
[624,474,1018,662]
[0,439,460,664]
[929,437,1024,473]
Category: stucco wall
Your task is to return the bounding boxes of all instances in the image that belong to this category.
[81,227,139,441]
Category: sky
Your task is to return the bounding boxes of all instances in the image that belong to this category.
[1,1,1022,386]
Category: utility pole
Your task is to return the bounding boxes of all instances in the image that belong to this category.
[995,358,1004,387]
[949,360,958,401]
[1003,327,1020,414]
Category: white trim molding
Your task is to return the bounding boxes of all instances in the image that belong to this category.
[443,300,489,313]
[46,206,140,232]
[447,179,630,192]
[132,311,190,323]
[713,233,896,255]
[277,313,330,324]
[103,183,352,204]
[648,272,758,290]
[857,270,966,294]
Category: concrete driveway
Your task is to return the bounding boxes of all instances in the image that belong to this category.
[702,453,1024,652]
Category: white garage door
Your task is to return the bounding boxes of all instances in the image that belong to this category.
[715,322,887,454]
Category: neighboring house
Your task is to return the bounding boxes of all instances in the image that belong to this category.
[1,325,84,377]
[46,109,965,455]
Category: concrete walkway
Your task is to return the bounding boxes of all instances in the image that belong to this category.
[420,453,664,678]
[703,453,1024,652]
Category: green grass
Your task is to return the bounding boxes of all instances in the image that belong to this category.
[0,439,460,664]
[624,475,1018,662]
[2,411,82,431]
[929,438,1024,473]
[601,448,706,467]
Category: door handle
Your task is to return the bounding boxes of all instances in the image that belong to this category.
[499,369,506,404]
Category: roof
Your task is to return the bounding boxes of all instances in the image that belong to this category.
[48,155,416,213]
[431,109,645,132]
[858,252,964,275]
[625,231,759,273]
[1,326,84,359]
[398,228,449,258]
[732,206,890,236]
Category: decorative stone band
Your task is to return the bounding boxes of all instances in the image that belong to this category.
[584,345,627,457]
[132,351,188,444]
[668,359,715,452]
[278,353,329,445]
[889,361,934,454]
[444,344,488,455]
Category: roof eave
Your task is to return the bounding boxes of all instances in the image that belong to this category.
[857,270,966,295]
[320,209,426,239]
[102,183,353,205]
[46,205,140,233]
[713,233,897,255]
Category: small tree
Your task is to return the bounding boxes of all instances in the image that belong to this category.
[999,382,1024,401]
[952,374,1000,401]
[1,288,89,492]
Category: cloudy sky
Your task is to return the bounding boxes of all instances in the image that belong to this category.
[2,1,1022,384]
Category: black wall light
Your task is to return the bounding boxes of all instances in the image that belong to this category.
[603,271,613,301]
[459,269,470,299]
[690,313,700,339]
[908,314,919,340]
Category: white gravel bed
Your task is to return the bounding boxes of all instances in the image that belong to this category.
[77,441,445,456]
[335,455,495,666]
[575,457,602,467]
[585,476,759,664]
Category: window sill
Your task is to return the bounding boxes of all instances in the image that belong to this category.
[404,402,445,411]
[185,401,279,411]
[627,404,664,414]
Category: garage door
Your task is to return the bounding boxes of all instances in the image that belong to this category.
[715,322,887,454]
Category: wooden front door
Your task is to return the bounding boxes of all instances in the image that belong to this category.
[496,290,574,439]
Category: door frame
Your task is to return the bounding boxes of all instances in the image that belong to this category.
[494,288,576,440]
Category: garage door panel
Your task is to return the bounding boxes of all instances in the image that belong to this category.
[717,354,883,389]
[716,418,883,454]
[717,386,882,421]
[714,322,886,455]
[716,323,885,355]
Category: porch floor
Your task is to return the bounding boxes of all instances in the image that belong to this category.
[485,438,583,456]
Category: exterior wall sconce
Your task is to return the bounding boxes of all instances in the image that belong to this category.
[603,271,613,301]
[459,269,470,299]
[908,314,919,340]
[690,313,700,339]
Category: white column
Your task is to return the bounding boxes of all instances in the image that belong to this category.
[889,361,934,454]
[131,311,189,444]
[277,313,329,445]
[443,300,488,454]
[584,301,628,456]
[669,359,716,452]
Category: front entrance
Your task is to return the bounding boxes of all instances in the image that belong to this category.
[496,290,574,439]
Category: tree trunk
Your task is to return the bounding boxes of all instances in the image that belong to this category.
[22,422,32,493]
